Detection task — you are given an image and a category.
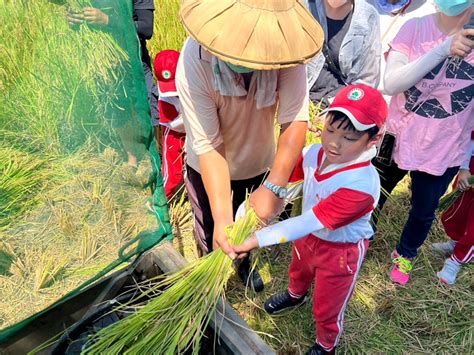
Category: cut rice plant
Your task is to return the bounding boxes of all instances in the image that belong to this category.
[82,208,259,354]
[438,176,474,213]
[33,255,67,292]
[80,225,100,264]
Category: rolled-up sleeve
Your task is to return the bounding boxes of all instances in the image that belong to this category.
[277,64,309,124]
[176,39,223,155]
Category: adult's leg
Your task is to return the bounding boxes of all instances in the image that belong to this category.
[184,165,214,254]
[230,173,266,291]
[396,167,459,258]
[230,173,266,214]
[372,159,408,211]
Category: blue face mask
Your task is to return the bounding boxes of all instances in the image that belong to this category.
[225,62,254,74]
[435,0,472,17]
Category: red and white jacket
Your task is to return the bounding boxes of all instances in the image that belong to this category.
[256,144,380,246]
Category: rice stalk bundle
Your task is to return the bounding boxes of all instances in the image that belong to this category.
[83,209,259,354]
[0,148,50,229]
[438,176,474,213]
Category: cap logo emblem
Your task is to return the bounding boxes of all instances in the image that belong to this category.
[162,70,171,79]
[348,88,364,101]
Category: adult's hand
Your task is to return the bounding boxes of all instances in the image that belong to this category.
[450,29,474,58]
[212,222,237,260]
[249,184,284,225]
[67,8,84,25]
[458,169,472,192]
[83,7,109,25]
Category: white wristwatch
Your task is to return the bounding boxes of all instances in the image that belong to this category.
[263,179,288,199]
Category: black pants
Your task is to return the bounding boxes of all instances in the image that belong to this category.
[184,164,266,254]
[373,159,459,258]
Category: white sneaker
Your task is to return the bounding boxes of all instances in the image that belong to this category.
[437,258,461,285]
[431,240,456,258]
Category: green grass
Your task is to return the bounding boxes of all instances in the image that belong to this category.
[173,178,473,354]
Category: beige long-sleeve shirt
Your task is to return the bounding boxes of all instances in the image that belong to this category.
[176,38,309,180]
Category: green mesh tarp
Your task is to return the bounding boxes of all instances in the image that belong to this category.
[0,0,172,342]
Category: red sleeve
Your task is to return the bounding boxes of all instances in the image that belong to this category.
[158,100,179,124]
[288,154,304,183]
[312,188,375,230]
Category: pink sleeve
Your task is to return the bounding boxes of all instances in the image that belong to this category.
[312,188,375,230]
[386,18,417,58]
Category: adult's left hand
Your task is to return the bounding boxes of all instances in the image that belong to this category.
[249,184,284,225]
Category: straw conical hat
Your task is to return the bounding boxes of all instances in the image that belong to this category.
[179,0,324,70]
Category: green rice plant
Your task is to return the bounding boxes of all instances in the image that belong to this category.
[438,176,474,213]
[83,208,259,354]
[0,148,50,229]
[148,0,186,58]
[0,242,15,276]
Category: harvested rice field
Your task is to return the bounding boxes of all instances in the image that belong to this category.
[1,0,473,354]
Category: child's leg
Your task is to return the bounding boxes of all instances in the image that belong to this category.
[312,239,369,351]
[161,128,185,200]
[288,236,318,298]
[396,167,459,258]
[451,191,474,264]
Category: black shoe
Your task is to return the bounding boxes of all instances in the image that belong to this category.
[237,258,264,292]
[264,290,308,315]
[305,343,335,355]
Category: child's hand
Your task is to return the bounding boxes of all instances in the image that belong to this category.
[233,234,259,259]
[458,169,472,192]
[450,29,474,58]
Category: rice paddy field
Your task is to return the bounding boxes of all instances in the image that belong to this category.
[1,0,473,354]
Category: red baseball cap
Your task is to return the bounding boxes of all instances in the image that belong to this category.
[154,50,180,96]
[326,84,388,130]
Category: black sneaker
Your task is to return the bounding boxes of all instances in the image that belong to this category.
[305,343,335,355]
[264,290,308,315]
[237,258,264,293]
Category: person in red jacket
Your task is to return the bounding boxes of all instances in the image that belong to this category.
[153,50,185,200]
[432,132,474,285]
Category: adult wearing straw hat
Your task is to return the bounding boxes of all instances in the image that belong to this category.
[177,0,324,291]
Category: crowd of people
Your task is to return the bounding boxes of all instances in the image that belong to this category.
[67,0,474,354]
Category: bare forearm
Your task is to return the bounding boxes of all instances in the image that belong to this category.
[198,147,233,226]
[267,121,307,186]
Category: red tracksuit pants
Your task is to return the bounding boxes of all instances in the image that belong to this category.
[288,236,369,351]
[440,157,474,264]
[161,127,185,200]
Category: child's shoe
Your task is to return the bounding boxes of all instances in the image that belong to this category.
[437,258,461,285]
[264,290,308,315]
[390,250,413,286]
[305,343,335,355]
[431,240,456,258]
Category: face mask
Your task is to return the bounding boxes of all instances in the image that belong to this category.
[434,0,472,17]
[225,62,254,74]
[378,0,410,14]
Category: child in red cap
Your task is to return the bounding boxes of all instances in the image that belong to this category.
[431,131,474,285]
[234,84,388,354]
[153,50,185,200]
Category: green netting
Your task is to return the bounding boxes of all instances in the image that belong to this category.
[0,0,172,341]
